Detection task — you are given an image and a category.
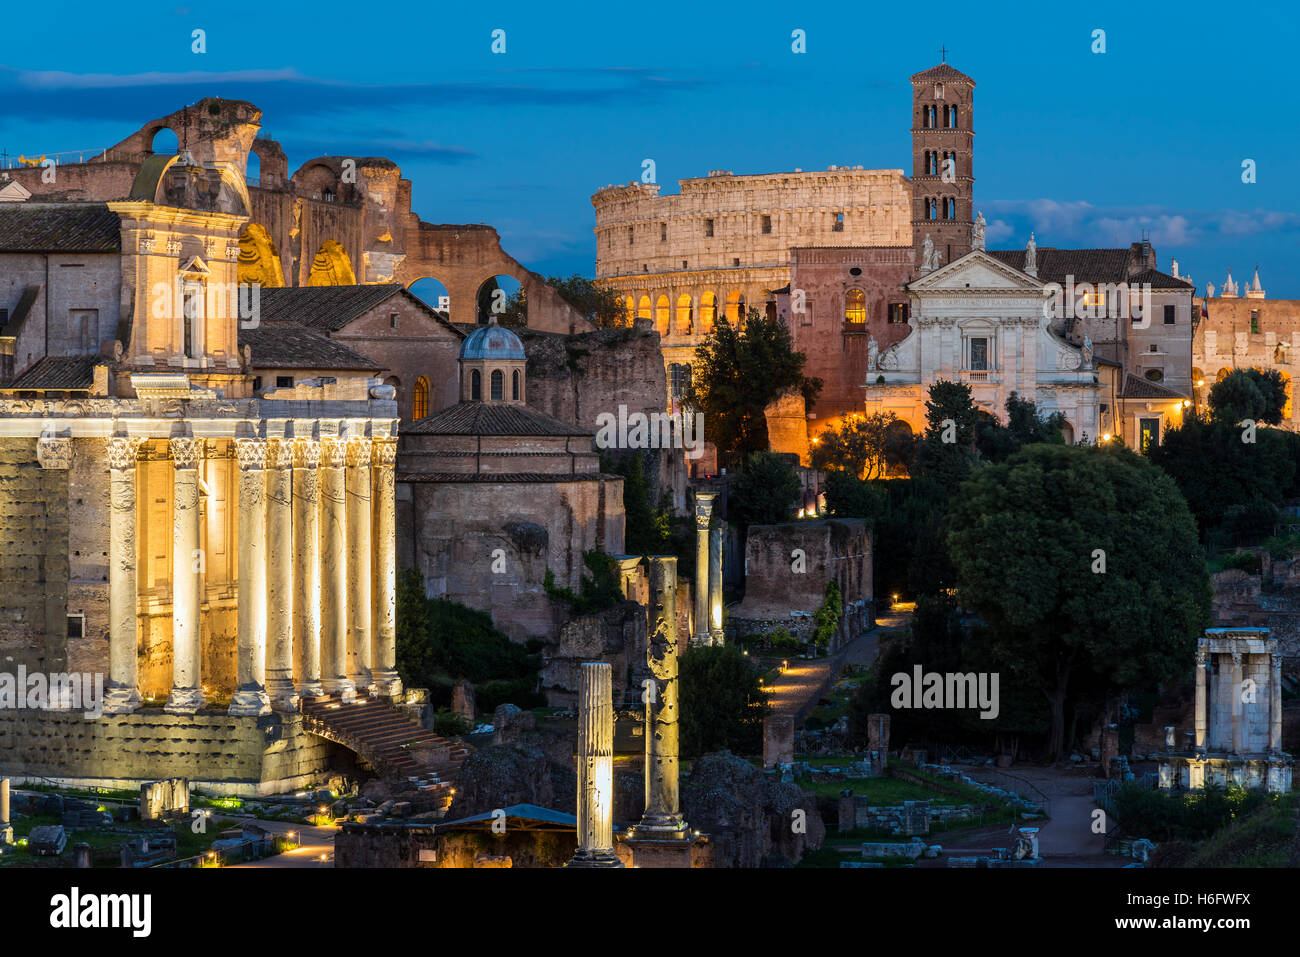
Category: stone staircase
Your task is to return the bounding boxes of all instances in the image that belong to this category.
[302,695,469,807]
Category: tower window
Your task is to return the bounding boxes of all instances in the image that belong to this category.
[762,215,772,234]
[705,218,715,237]
[833,212,845,232]
[1251,310,1260,334]
[628,226,634,245]
[491,369,504,401]
[660,223,667,242]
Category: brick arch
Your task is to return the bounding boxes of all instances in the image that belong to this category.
[144,123,181,155]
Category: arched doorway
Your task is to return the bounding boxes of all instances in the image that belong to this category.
[724,290,743,323]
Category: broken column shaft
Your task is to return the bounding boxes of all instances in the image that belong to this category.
[638,555,689,838]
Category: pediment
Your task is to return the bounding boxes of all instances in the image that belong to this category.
[178,255,211,276]
[0,179,32,202]
[910,249,1043,292]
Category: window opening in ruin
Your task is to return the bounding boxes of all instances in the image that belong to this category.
[705,219,714,237]
[762,215,772,234]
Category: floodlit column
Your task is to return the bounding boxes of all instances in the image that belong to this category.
[1270,652,1283,753]
[692,491,715,647]
[347,437,374,694]
[708,520,724,644]
[1194,647,1207,751]
[104,437,143,714]
[293,439,324,699]
[265,439,298,710]
[638,555,689,838]
[568,662,622,868]
[165,437,204,714]
[1230,651,1243,755]
[370,438,402,697]
[1,777,10,827]
[230,439,270,716]
[319,438,355,700]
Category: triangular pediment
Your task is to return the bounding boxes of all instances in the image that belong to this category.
[909,248,1044,292]
[178,255,211,276]
[0,179,32,202]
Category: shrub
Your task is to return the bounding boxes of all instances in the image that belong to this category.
[1220,551,1263,575]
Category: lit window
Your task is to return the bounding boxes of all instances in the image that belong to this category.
[888,303,909,324]
[844,289,866,324]
[414,376,430,419]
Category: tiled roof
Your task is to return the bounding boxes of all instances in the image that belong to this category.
[7,356,97,389]
[0,203,121,252]
[1119,373,1187,400]
[240,322,380,370]
[256,284,456,334]
[406,401,591,437]
[911,63,975,84]
[398,472,610,484]
[1127,268,1194,290]
[989,247,1132,284]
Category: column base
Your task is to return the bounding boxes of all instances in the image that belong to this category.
[0,826,12,846]
[708,628,725,646]
[266,678,301,713]
[689,634,712,648]
[632,813,691,840]
[299,680,327,700]
[349,672,375,697]
[323,677,357,702]
[370,670,403,699]
[228,686,271,716]
[164,687,205,714]
[102,684,142,715]
[566,850,624,868]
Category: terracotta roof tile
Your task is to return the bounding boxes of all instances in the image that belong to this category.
[240,322,380,370]
[406,401,591,437]
[6,356,97,389]
[0,203,120,252]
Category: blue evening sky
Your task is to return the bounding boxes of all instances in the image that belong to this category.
[2,0,1297,295]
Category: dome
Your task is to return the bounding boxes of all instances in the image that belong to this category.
[459,319,526,361]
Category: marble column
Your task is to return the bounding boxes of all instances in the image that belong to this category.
[319,438,354,700]
[568,662,623,868]
[1270,652,1283,753]
[638,555,689,838]
[264,439,298,710]
[230,438,270,716]
[104,436,143,714]
[370,438,402,697]
[1230,651,1243,755]
[708,520,724,644]
[1194,647,1207,752]
[691,491,715,647]
[293,439,324,699]
[165,437,204,714]
[346,437,374,693]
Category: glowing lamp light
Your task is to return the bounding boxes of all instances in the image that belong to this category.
[1102,433,1112,442]
[1182,399,1191,407]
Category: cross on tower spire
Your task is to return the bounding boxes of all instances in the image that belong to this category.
[940,44,948,63]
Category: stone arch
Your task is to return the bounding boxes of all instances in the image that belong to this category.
[298,162,340,202]
[724,290,743,323]
[1059,419,1076,445]
[675,293,693,335]
[476,274,524,325]
[655,294,671,337]
[699,291,717,335]
[248,138,287,188]
[408,276,452,315]
[145,124,180,155]
[237,223,286,287]
[637,295,652,321]
[307,239,356,286]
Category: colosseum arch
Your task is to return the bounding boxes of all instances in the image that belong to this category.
[655,295,671,337]
[238,223,286,287]
[675,294,693,336]
[307,239,357,286]
[724,290,743,323]
[699,292,717,335]
[637,295,652,321]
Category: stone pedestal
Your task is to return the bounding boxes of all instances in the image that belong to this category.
[165,437,204,714]
[626,836,695,869]
[635,556,690,841]
[568,662,623,868]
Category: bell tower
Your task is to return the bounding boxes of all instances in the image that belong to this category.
[910,61,975,271]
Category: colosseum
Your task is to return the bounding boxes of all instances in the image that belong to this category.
[591,167,912,399]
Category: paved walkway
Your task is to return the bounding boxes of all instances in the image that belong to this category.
[228,819,338,869]
[764,604,912,722]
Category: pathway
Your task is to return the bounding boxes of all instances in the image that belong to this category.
[228,819,338,869]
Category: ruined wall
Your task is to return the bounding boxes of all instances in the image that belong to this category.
[1194,295,1300,428]
[0,437,69,672]
[539,602,646,708]
[399,476,624,641]
[764,390,811,465]
[0,710,334,796]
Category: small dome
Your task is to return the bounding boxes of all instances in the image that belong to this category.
[459,319,526,361]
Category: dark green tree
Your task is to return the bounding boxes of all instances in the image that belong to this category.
[947,443,1211,759]
[811,412,900,480]
[679,644,768,757]
[915,379,979,488]
[546,274,627,328]
[728,451,801,531]
[688,308,822,464]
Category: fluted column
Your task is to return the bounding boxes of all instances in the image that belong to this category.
[1194,647,1207,751]
[691,491,715,647]
[638,555,689,838]
[104,437,144,713]
[319,438,355,700]
[265,438,298,710]
[230,438,270,716]
[370,438,402,697]
[165,437,204,714]
[568,662,623,867]
[1270,652,1283,753]
[347,437,374,693]
[708,519,724,644]
[293,439,324,699]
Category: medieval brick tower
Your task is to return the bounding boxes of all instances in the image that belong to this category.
[910,62,975,270]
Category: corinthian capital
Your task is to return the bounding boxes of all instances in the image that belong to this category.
[293,438,320,469]
[372,438,398,468]
[266,437,294,469]
[108,437,145,471]
[235,438,266,471]
[345,436,372,468]
[169,436,203,469]
[320,438,347,469]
